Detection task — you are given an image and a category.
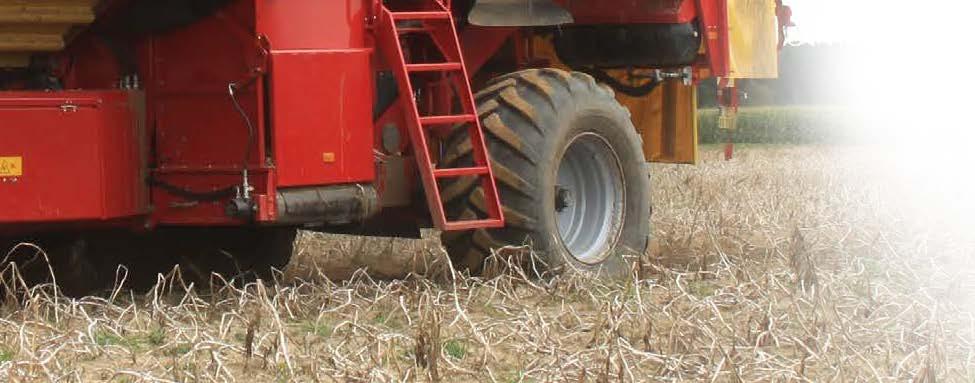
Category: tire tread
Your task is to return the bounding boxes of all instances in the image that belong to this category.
[442,68,647,275]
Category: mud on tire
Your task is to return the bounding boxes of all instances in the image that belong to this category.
[440,68,652,278]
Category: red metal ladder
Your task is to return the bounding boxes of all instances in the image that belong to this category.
[376,2,505,231]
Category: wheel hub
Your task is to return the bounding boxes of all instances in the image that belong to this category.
[554,133,625,264]
[554,186,574,212]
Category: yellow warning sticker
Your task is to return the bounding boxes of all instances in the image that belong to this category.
[0,157,22,177]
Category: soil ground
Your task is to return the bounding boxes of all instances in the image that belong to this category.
[1,146,974,382]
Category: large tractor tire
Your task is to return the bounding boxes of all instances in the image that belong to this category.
[441,68,651,278]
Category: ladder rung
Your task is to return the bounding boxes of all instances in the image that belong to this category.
[419,114,476,125]
[444,219,505,231]
[397,27,430,34]
[391,11,451,21]
[406,62,463,72]
[434,166,489,178]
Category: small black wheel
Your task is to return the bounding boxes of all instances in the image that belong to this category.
[441,68,652,278]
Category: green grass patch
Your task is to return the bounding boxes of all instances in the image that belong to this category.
[300,321,333,338]
[371,312,405,329]
[94,331,123,347]
[146,328,166,347]
[166,343,193,356]
[0,348,13,362]
[699,106,858,144]
[94,329,167,351]
[687,280,718,298]
[444,339,467,360]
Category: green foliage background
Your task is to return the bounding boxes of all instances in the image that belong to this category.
[698,107,858,144]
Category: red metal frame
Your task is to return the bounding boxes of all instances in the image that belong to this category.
[376,1,504,231]
[694,0,732,79]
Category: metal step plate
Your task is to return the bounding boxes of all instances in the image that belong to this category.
[468,0,573,27]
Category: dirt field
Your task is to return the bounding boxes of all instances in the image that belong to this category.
[1,146,974,382]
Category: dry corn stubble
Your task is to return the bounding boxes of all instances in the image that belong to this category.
[0,145,973,382]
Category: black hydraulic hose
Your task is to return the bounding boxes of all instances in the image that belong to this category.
[574,67,661,98]
[228,75,260,201]
[148,178,237,202]
[228,80,256,173]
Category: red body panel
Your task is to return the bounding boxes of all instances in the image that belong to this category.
[255,0,369,49]
[147,3,261,170]
[270,50,375,186]
[0,91,146,223]
[257,0,374,187]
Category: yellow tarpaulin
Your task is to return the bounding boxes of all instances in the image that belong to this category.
[727,0,779,78]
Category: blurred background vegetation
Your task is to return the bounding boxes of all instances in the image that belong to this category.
[697,44,852,144]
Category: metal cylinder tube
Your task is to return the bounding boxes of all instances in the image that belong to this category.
[275,185,380,226]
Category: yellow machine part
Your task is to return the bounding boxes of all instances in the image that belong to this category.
[529,36,699,164]
[617,80,698,164]
[727,0,779,78]
[0,0,97,67]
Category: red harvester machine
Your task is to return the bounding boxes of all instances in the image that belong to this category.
[0,0,790,292]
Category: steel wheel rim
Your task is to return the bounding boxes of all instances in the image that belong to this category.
[554,132,625,264]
